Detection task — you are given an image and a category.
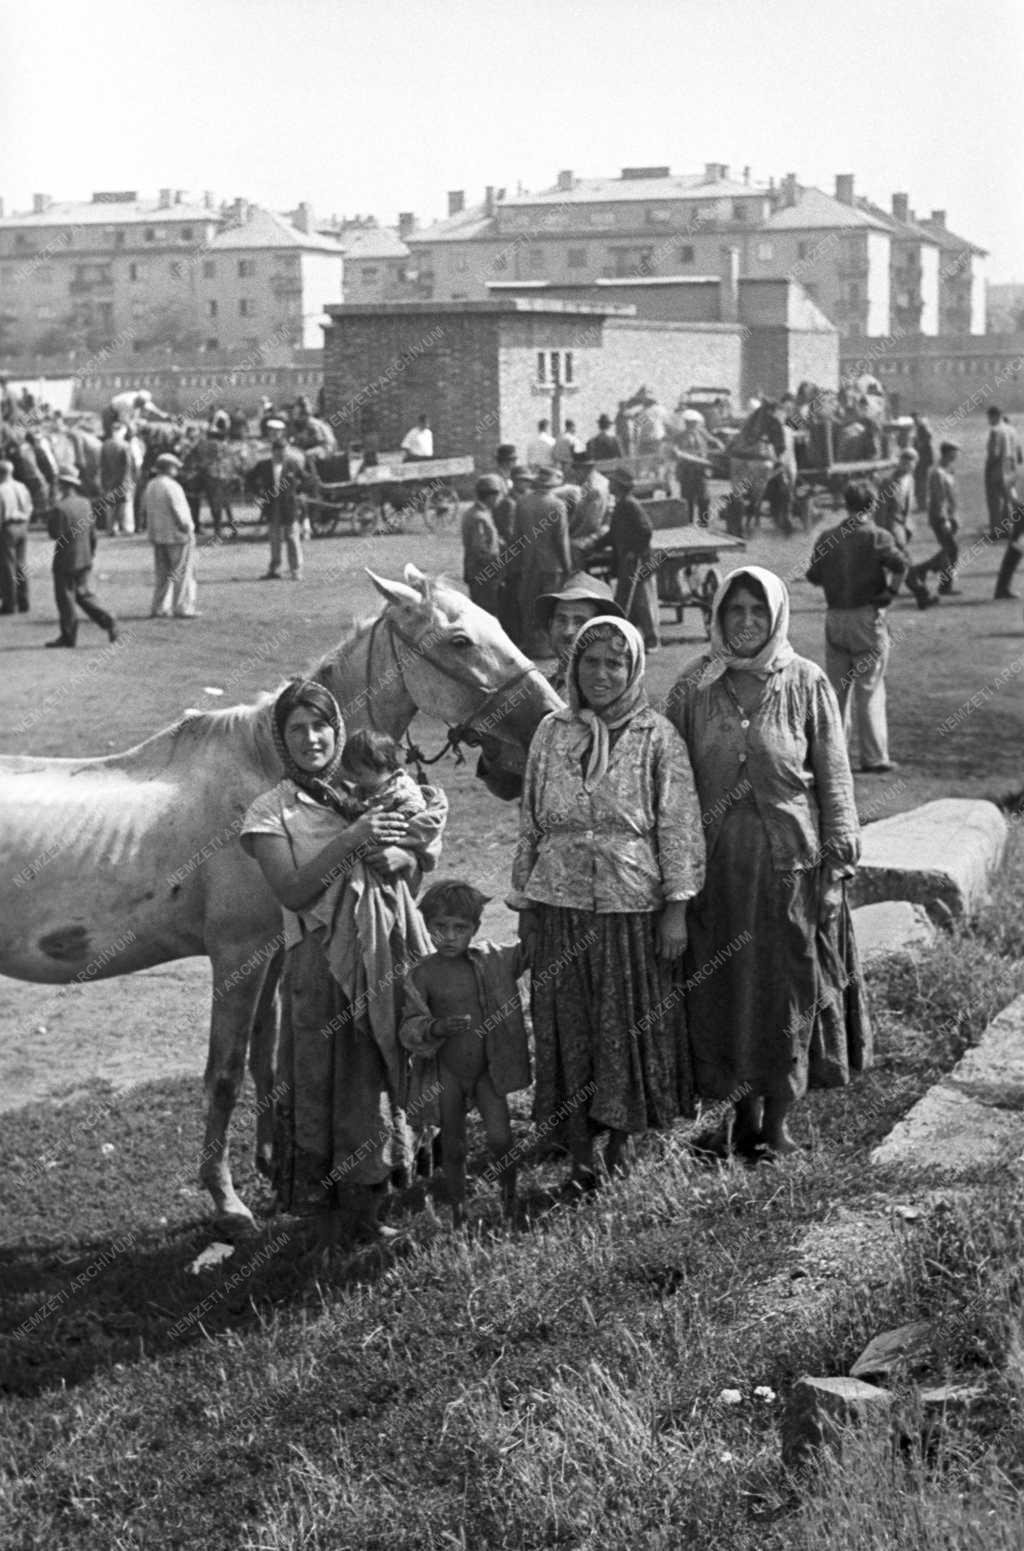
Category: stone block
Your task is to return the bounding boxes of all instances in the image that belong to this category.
[849,799,1007,921]
[850,1321,934,1379]
[782,1375,894,1469]
[872,993,1024,1175]
[852,901,936,964]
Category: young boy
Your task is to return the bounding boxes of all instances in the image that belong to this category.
[400,880,531,1227]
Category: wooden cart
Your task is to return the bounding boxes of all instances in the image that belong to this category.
[588,500,747,631]
[305,455,473,536]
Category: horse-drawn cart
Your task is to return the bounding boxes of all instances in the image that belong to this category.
[305,455,472,536]
[588,498,746,631]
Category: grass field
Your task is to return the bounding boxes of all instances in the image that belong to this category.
[2,412,1024,1548]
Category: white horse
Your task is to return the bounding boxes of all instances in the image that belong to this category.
[0,566,561,1227]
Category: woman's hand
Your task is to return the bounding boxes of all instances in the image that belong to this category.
[517,908,539,968]
[351,810,409,851]
[819,868,845,928]
[656,901,688,962]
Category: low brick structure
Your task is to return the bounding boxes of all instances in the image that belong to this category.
[320,299,744,469]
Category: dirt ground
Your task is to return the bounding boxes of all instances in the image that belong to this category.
[1,412,1020,1114]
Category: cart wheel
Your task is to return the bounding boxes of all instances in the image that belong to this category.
[355,500,377,532]
[380,501,407,535]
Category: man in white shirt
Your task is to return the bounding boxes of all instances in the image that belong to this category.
[552,419,584,471]
[0,458,33,614]
[401,413,434,461]
[141,452,198,618]
[526,418,556,468]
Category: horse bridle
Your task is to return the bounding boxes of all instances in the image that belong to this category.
[357,612,546,771]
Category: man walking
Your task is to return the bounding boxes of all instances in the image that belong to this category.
[0,458,32,615]
[142,452,198,619]
[806,478,907,773]
[984,406,1019,541]
[908,441,961,599]
[251,420,310,581]
[875,448,937,610]
[47,466,119,648]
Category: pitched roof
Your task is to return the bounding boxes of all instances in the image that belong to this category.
[918,219,987,256]
[211,208,344,253]
[330,224,410,259]
[0,197,218,228]
[500,172,772,206]
[765,186,891,233]
[408,206,498,243]
[856,197,942,245]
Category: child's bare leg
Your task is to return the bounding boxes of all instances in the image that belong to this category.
[475,1074,516,1217]
[439,1068,469,1227]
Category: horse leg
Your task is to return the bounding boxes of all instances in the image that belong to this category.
[249,949,283,1179]
[200,971,263,1232]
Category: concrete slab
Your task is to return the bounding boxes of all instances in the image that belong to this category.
[871,993,1024,1174]
[852,901,936,964]
[850,799,1007,921]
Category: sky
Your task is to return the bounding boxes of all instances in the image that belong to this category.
[2,0,1021,282]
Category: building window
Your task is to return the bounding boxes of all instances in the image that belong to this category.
[848,282,860,303]
[114,231,126,248]
[207,300,218,317]
[797,241,809,259]
[756,241,773,261]
[245,336,261,348]
[360,266,379,283]
[170,261,183,278]
[679,245,695,265]
[129,262,140,281]
[14,234,33,250]
[564,351,574,384]
[493,252,509,272]
[537,352,546,384]
[206,338,219,351]
[202,259,216,278]
[527,248,545,274]
[237,259,256,278]
[731,202,747,222]
[646,208,671,225]
[567,247,587,269]
[239,298,253,316]
[144,227,156,242]
[181,226,194,242]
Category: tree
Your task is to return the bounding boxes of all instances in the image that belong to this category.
[130,300,205,355]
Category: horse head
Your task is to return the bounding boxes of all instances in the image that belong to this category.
[352,564,562,798]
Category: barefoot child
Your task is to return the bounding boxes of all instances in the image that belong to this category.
[400,880,531,1227]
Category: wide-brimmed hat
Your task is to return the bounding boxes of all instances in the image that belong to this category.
[155,452,182,472]
[534,465,563,488]
[56,464,81,486]
[475,473,504,497]
[571,449,596,467]
[533,572,626,630]
[496,443,517,463]
[609,466,635,490]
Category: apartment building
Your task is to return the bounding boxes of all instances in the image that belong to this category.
[311,215,416,305]
[0,190,344,358]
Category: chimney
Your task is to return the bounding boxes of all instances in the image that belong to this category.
[930,209,946,229]
[892,192,909,224]
[0,198,5,219]
[231,197,250,225]
[720,245,740,323]
[447,190,465,217]
[782,172,798,208]
[704,162,720,182]
[203,190,215,210]
[743,166,751,185]
[719,164,730,182]
[32,193,51,214]
[294,201,315,234]
[835,174,854,206]
[557,169,574,192]
[398,211,416,239]
[484,185,495,217]
[158,188,173,209]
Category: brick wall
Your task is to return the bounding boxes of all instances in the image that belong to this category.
[322,310,502,462]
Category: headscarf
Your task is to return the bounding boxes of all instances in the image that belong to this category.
[566,616,648,791]
[699,565,796,687]
[271,678,356,817]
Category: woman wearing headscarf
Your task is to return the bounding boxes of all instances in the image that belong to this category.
[241,679,447,1242]
[511,617,705,1187]
[666,566,871,1158]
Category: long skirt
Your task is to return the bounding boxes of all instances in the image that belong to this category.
[274,929,413,1215]
[685,804,872,1103]
[531,905,691,1153]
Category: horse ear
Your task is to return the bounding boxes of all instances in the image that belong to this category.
[403,563,428,593]
[365,568,422,608]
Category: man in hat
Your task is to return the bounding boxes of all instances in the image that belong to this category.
[590,467,660,651]
[586,414,622,462]
[46,465,119,648]
[511,465,571,656]
[907,441,961,600]
[0,458,32,615]
[533,573,626,693]
[462,475,505,615]
[567,452,610,568]
[142,452,198,619]
[250,420,311,580]
[674,412,723,528]
[99,422,136,536]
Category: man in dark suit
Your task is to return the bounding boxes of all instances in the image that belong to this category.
[47,466,119,648]
[250,419,311,580]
